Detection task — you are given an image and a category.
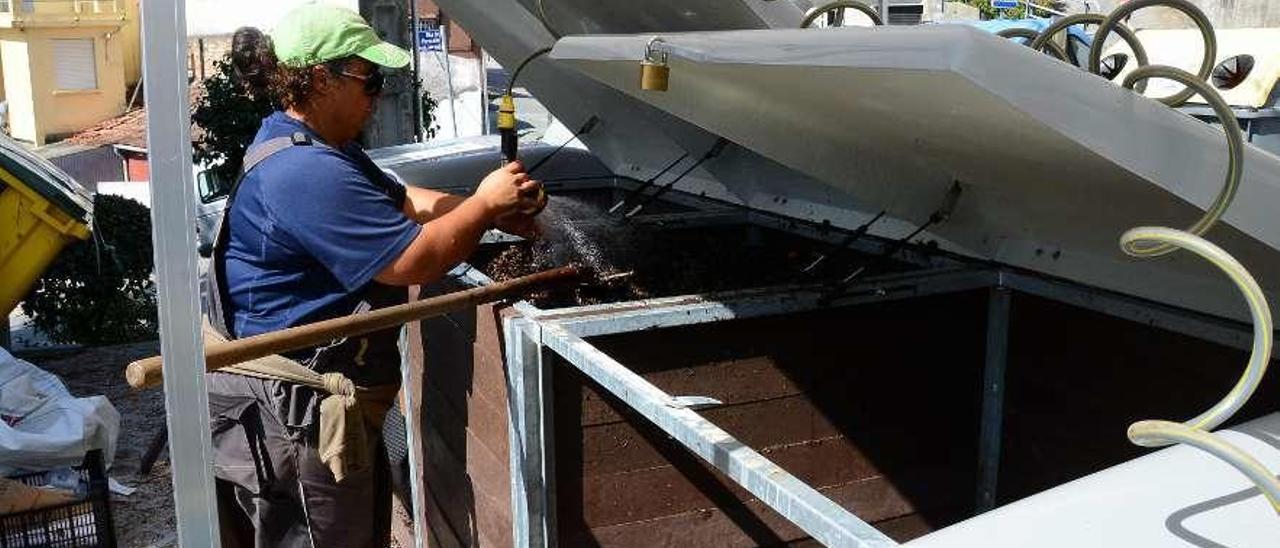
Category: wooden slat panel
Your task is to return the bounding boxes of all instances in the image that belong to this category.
[565,479,915,547]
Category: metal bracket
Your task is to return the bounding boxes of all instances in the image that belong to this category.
[666,395,724,410]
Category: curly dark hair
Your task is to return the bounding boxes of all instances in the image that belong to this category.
[230,26,349,108]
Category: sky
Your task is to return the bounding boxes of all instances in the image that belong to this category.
[184,0,358,37]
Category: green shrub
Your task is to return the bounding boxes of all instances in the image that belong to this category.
[192,56,279,178]
[952,0,1065,20]
[21,194,158,345]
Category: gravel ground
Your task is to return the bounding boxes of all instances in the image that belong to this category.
[26,341,177,548]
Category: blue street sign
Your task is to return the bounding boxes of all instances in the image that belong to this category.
[418,23,443,52]
[992,0,1020,8]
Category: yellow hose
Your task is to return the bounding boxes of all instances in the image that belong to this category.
[997,27,1069,61]
[1087,0,1217,107]
[1029,13,1148,91]
[1119,228,1278,514]
[800,1,883,28]
[1120,67,1244,258]
[1129,420,1280,512]
[1120,228,1273,434]
[1089,1,1280,515]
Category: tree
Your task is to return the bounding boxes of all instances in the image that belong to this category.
[193,53,442,164]
[191,56,278,179]
[21,195,159,345]
[952,0,1067,20]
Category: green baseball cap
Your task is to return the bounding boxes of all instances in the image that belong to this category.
[272,3,410,69]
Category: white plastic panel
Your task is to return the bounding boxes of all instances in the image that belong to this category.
[907,412,1280,547]
[550,26,1280,320]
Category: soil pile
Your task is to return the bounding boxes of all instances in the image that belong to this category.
[474,195,895,308]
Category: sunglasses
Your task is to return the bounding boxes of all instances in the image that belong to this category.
[339,69,385,96]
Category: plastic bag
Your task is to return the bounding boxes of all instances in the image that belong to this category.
[0,347,119,475]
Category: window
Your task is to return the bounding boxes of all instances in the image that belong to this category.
[197,168,233,204]
[886,5,924,25]
[52,39,97,91]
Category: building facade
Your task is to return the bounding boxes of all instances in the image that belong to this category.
[1096,0,1280,28]
[0,0,140,146]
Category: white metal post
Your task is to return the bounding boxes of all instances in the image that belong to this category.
[140,0,221,546]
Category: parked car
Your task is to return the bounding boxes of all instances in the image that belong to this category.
[194,165,232,257]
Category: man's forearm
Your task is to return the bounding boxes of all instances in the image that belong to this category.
[403,186,467,223]
[415,197,493,281]
[376,195,495,286]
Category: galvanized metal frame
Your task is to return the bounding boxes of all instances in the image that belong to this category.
[976,287,1011,512]
[538,268,992,338]
[535,265,1258,352]
[487,265,1001,547]
[504,317,558,548]
[536,321,898,548]
[995,270,1258,355]
[140,0,221,545]
[463,182,1269,546]
[399,326,428,548]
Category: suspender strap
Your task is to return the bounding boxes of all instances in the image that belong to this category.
[206,131,314,339]
[241,132,312,174]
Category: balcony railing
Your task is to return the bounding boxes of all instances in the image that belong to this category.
[0,0,123,20]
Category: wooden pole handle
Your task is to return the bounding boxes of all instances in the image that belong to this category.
[126,266,579,390]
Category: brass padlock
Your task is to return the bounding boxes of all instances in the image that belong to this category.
[640,61,669,92]
[640,37,669,92]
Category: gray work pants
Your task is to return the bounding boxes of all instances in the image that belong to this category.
[208,373,392,548]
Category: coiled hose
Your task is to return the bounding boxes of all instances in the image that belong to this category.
[1120,66,1244,257]
[1024,1,1236,257]
[1028,13,1150,92]
[1026,0,1279,513]
[997,27,1069,61]
[1088,0,1217,107]
[1119,227,1280,512]
[800,1,883,28]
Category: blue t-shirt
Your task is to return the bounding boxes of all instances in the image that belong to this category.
[224,112,421,338]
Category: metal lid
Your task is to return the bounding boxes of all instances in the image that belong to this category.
[0,133,93,223]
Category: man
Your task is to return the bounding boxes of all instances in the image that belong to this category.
[205,5,545,546]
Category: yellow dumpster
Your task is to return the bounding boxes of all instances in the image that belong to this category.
[0,135,93,316]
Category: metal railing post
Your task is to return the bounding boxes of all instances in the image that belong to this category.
[140,0,221,545]
[504,317,556,548]
[976,286,1012,512]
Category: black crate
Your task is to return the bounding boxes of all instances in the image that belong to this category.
[0,450,117,548]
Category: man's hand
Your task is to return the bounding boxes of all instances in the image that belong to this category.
[375,162,545,286]
[493,210,541,239]
[476,162,541,216]
[517,184,548,216]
